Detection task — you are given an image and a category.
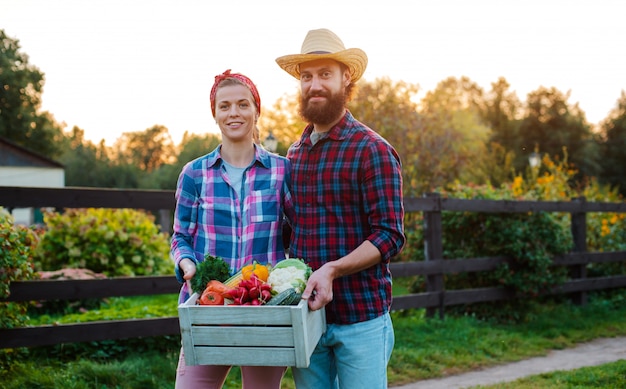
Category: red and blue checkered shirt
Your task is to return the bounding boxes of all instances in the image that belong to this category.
[287,111,405,324]
[171,145,294,303]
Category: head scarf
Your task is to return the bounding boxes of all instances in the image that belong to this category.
[210,69,261,117]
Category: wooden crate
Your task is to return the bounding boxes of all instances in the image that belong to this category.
[178,293,326,368]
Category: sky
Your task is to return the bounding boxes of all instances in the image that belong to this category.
[2,0,625,146]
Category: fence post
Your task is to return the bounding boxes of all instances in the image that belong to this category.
[159,209,172,234]
[570,196,588,305]
[423,192,444,319]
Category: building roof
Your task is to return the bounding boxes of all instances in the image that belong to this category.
[0,137,64,168]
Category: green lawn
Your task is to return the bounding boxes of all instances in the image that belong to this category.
[3,285,626,388]
[470,360,626,388]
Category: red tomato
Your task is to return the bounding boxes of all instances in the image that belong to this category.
[199,289,224,305]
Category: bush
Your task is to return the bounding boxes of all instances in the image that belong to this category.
[35,208,172,277]
[0,209,40,370]
[399,152,626,322]
[0,209,39,327]
[442,184,571,295]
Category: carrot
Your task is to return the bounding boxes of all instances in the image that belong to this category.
[206,280,233,299]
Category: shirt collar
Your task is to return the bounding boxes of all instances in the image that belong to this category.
[302,110,354,145]
[207,144,272,169]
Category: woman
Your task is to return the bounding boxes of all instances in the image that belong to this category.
[171,69,294,389]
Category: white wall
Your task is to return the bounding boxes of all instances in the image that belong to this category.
[0,167,65,225]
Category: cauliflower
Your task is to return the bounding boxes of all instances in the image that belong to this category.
[268,266,308,294]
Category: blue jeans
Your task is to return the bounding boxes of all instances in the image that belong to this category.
[292,312,394,389]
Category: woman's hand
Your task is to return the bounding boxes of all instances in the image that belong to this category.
[179,258,197,293]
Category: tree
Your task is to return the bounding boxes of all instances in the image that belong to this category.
[0,29,63,157]
[258,93,307,155]
[517,86,600,181]
[483,77,522,153]
[598,90,626,195]
[58,126,140,188]
[348,77,429,196]
[417,77,494,190]
[112,125,176,172]
[58,126,106,186]
[143,131,221,190]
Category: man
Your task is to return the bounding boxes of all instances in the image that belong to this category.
[276,28,406,388]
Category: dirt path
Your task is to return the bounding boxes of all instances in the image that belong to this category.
[391,336,626,389]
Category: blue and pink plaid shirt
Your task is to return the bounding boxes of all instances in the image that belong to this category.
[171,144,294,303]
[287,110,405,324]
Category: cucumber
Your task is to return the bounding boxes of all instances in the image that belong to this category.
[266,288,299,306]
[288,291,303,305]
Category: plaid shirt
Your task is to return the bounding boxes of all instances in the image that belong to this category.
[171,144,294,303]
[287,111,405,324]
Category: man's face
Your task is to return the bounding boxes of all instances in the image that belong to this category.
[298,58,349,126]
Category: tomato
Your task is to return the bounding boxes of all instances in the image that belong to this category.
[199,289,224,305]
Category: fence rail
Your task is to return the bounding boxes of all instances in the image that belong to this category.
[1,186,625,349]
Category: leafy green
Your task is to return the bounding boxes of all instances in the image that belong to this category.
[190,255,230,294]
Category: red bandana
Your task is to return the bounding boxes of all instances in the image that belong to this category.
[210,69,261,117]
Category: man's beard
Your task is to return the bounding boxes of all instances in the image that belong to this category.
[299,89,346,126]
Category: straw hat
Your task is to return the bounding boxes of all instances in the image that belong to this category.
[276,28,368,83]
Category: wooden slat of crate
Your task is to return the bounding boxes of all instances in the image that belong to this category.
[191,327,296,347]
[178,293,325,367]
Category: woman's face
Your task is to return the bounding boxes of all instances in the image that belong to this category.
[214,84,258,143]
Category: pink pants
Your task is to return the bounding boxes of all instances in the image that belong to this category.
[175,348,287,389]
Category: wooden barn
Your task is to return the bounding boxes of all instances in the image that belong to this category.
[0,137,65,225]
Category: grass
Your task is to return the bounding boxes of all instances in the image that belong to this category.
[3,283,626,388]
[470,360,626,388]
[388,293,626,386]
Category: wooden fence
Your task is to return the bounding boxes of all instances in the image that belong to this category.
[1,186,626,349]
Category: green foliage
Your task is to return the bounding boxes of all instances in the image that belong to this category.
[485,359,626,389]
[515,86,601,180]
[400,152,626,321]
[25,294,179,362]
[142,131,222,190]
[59,126,142,188]
[35,208,172,277]
[0,210,40,369]
[112,125,176,173]
[598,90,626,196]
[390,293,626,384]
[189,255,231,294]
[0,210,39,324]
[0,29,64,158]
[440,184,572,298]
[516,151,626,280]
[3,291,626,387]
[483,77,522,149]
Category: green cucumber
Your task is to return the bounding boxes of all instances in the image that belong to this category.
[288,291,303,305]
[266,288,299,306]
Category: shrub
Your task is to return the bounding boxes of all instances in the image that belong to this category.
[0,209,40,369]
[400,151,626,321]
[35,208,172,277]
[440,183,572,297]
[0,209,39,327]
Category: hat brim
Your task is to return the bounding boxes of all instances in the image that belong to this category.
[276,48,367,83]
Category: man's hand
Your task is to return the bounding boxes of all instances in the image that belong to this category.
[302,263,334,311]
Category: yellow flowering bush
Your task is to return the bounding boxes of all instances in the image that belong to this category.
[35,208,172,277]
